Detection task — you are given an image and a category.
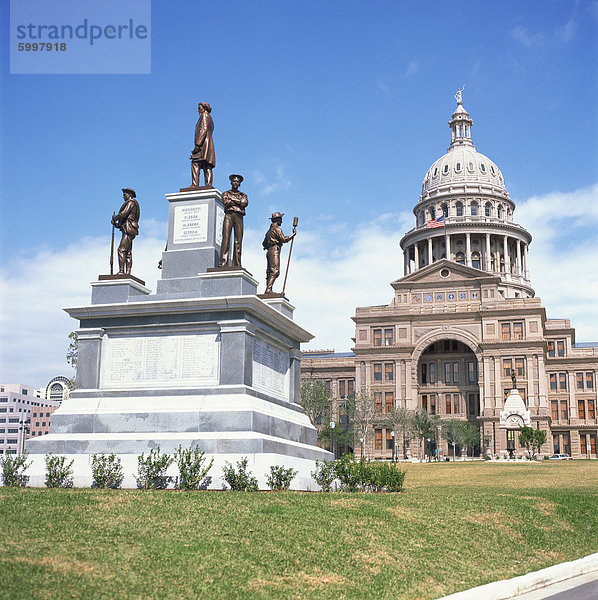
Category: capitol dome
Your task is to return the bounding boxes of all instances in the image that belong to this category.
[420,92,507,198]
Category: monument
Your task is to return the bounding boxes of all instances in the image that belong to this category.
[25,104,331,488]
[262,212,297,295]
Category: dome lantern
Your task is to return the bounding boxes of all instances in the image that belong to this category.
[448,86,474,150]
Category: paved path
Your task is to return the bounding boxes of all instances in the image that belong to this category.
[514,571,598,600]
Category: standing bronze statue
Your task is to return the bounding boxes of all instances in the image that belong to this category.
[262,212,296,294]
[181,102,215,191]
[219,174,248,268]
[111,188,140,275]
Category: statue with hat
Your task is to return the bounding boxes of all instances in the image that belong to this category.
[111,188,140,276]
[219,174,248,268]
[262,212,296,294]
[180,102,215,191]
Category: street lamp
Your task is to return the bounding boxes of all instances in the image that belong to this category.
[437,425,442,462]
[426,437,431,462]
[330,421,335,458]
[360,437,364,458]
[18,418,30,455]
[391,430,395,463]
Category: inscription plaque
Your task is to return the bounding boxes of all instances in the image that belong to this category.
[173,204,208,244]
[102,332,220,388]
[215,205,224,247]
[252,338,289,399]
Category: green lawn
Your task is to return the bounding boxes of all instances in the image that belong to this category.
[1,462,596,600]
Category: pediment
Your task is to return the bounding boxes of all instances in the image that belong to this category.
[391,259,501,289]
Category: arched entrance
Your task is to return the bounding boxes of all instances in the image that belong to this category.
[415,338,482,458]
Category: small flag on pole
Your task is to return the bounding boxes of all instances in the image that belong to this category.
[426,215,445,229]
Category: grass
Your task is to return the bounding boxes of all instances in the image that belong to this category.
[1,461,597,600]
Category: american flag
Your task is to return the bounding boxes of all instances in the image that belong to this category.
[426,215,445,229]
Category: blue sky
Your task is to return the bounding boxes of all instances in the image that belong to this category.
[1,0,597,386]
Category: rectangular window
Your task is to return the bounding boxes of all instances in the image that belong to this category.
[503,359,512,377]
[453,394,459,414]
[384,328,394,346]
[373,329,382,347]
[468,362,476,384]
[590,434,597,455]
[324,380,331,395]
[375,429,382,451]
[35,422,40,427]
[562,433,570,455]
[581,433,588,454]
[549,374,557,390]
[385,392,394,413]
[430,394,436,415]
[0,398,6,403]
[557,341,565,357]
[444,362,451,384]
[560,401,568,421]
[421,363,427,384]
[428,363,435,384]
[374,364,382,382]
[375,392,383,414]
[421,394,428,412]
[0,409,6,413]
[513,322,524,340]
[515,357,525,376]
[42,422,46,427]
[445,394,452,415]
[386,430,394,450]
[8,419,18,424]
[578,400,586,420]
[586,373,594,390]
[501,323,511,341]
[7,439,17,445]
[548,341,555,357]
[453,362,459,384]
[551,401,558,421]
[577,373,584,389]
[553,435,560,454]
[338,380,346,398]
[559,373,567,390]
[588,400,595,420]
[384,363,394,382]
[7,429,18,434]
[347,379,355,397]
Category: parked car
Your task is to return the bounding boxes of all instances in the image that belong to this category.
[549,453,573,460]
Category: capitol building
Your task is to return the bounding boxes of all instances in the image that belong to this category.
[302,93,598,460]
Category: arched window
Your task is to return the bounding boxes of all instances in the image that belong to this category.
[456,202,464,217]
[456,252,465,265]
[443,164,449,174]
[472,251,481,269]
[455,162,462,173]
[49,383,63,401]
[433,167,438,177]
[480,163,486,173]
[442,204,448,218]
[485,202,492,217]
[471,202,478,216]
[429,207,436,220]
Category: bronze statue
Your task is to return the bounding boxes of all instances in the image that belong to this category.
[181,102,215,191]
[262,212,296,294]
[219,174,248,268]
[111,188,140,275]
[511,371,517,389]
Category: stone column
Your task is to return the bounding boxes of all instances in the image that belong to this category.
[428,237,433,266]
[404,248,409,276]
[568,372,576,419]
[516,240,522,276]
[523,244,529,280]
[537,355,548,410]
[494,356,503,411]
[483,357,492,412]
[466,232,472,267]
[414,242,420,271]
[503,235,509,274]
[485,233,491,271]
[445,233,451,260]
[75,328,105,389]
[406,359,413,409]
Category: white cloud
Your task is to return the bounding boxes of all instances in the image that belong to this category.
[509,25,544,47]
[515,183,598,341]
[252,164,291,196]
[555,16,578,43]
[404,60,419,77]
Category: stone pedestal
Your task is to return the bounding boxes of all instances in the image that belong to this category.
[25,187,331,489]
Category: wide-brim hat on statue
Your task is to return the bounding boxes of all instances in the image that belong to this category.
[271,212,284,220]
[122,188,136,197]
[229,174,244,182]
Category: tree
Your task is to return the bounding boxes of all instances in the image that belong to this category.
[442,419,465,461]
[384,405,412,460]
[300,378,332,439]
[66,331,78,368]
[460,421,481,456]
[519,426,547,460]
[410,410,440,462]
[350,389,376,458]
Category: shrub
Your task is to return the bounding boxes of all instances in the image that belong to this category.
[311,460,336,492]
[333,454,368,492]
[222,457,258,491]
[484,455,492,461]
[45,453,74,488]
[266,465,298,491]
[362,461,407,493]
[91,453,124,489]
[174,445,213,490]
[1,452,31,487]
[136,447,173,489]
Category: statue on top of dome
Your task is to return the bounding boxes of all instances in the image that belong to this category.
[455,85,466,105]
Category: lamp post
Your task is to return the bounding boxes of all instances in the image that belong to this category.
[360,437,364,458]
[426,437,431,462]
[18,418,30,455]
[330,421,335,459]
[437,425,442,462]
[391,430,395,463]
